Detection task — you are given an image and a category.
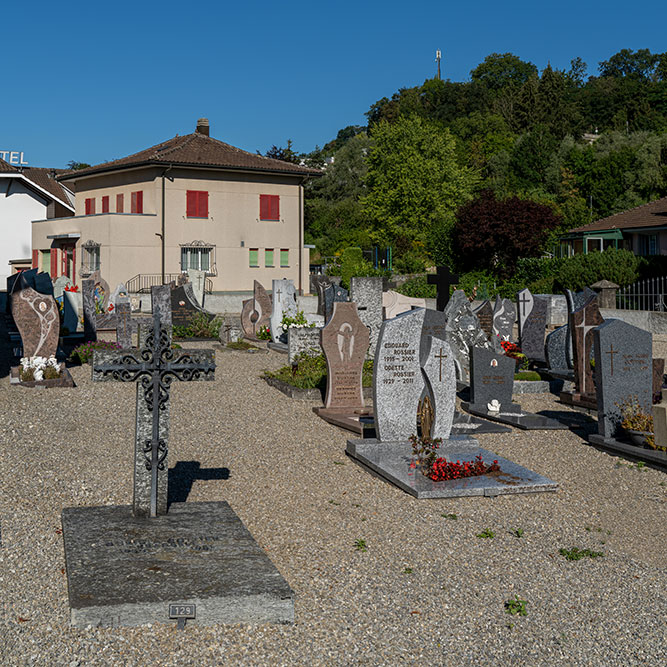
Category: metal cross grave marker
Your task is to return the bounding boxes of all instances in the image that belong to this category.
[92,309,215,518]
[427,265,459,311]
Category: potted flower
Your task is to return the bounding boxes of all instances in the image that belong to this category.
[617,397,655,448]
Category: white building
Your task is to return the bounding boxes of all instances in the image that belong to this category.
[0,159,74,285]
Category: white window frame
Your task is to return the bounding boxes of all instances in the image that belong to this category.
[81,240,101,276]
[180,241,216,275]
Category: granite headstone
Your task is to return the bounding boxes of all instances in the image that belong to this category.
[350,276,383,357]
[323,283,349,324]
[11,277,60,358]
[321,302,370,410]
[240,280,272,340]
[492,296,516,343]
[421,336,456,439]
[288,327,323,365]
[382,290,426,319]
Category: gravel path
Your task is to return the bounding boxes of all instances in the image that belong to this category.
[0,339,665,666]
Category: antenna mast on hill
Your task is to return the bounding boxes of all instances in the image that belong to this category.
[435,49,442,80]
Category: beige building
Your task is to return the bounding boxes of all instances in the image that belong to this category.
[31,119,321,293]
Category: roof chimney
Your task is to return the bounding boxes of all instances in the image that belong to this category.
[196,118,210,136]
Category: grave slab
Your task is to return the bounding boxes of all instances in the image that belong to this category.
[61,502,294,628]
[461,402,569,430]
[346,439,558,498]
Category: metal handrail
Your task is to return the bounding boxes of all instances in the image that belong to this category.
[125,273,214,294]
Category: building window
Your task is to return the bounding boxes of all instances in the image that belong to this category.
[40,250,51,272]
[639,234,658,256]
[265,248,274,267]
[131,191,143,214]
[186,190,209,218]
[81,240,101,276]
[180,245,213,272]
[259,194,280,221]
[85,198,95,215]
[101,196,109,213]
[586,237,602,253]
[249,248,259,267]
[116,193,124,213]
[280,249,289,267]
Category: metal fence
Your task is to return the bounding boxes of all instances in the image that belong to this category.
[126,273,213,294]
[616,276,667,311]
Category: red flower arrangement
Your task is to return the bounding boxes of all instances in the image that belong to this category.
[409,434,501,482]
[499,339,528,370]
[64,284,79,292]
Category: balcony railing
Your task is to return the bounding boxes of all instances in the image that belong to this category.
[126,273,213,294]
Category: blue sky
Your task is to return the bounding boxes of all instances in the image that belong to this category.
[3,0,666,168]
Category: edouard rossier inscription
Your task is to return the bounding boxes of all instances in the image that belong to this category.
[382,342,416,385]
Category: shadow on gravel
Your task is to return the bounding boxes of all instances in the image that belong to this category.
[168,460,230,507]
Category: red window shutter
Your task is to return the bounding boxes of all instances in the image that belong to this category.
[102,196,109,213]
[50,248,58,277]
[271,195,279,220]
[186,191,197,217]
[259,194,269,220]
[85,198,95,215]
[32,249,38,269]
[131,191,137,213]
[137,191,143,214]
[117,193,124,213]
[199,191,208,218]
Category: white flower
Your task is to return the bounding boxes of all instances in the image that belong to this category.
[33,369,44,381]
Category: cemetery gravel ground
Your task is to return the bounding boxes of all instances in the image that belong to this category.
[0,341,665,666]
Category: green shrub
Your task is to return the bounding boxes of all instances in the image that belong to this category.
[393,250,425,274]
[555,248,640,291]
[264,354,373,390]
[339,246,387,288]
[173,312,222,339]
[514,371,541,381]
[396,275,436,298]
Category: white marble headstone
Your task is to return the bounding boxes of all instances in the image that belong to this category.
[270,279,298,343]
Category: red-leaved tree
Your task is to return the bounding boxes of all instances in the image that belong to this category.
[451,190,561,278]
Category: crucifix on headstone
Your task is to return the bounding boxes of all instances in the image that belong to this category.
[92,297,215,518]
[427,266,459,311]
[606,343,618,376]
[434,347,447,382]
[517,292,531,318]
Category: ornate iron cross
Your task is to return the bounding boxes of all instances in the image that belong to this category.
[92,310,215,518]
[427,265,459,311]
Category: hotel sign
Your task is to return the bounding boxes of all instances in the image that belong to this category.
[0,150,28,165]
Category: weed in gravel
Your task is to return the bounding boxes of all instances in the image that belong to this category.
[513,528,524,538]
[329,500,340,506]
[477,529,495,539]
[403,567,413,574]
[504,595,528,616]
[559,547,604,561]
[442,513,458,520]
[354,539,368,552]
[332,461,345,465]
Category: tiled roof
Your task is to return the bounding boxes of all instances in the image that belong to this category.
[0,159,74,208]
[568,196,667,233]
[57,131,322,181]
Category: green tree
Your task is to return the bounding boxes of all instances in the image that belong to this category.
[362,115,478,259]
[263,139,301,164]
[470,53,538,92]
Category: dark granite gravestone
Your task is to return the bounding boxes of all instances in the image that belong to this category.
[473,301,494,340]
[171,283,214,329]
[60,288,295,627]
[82,279,97,342]
[10,273,60,358]
[517,291,547,363]
[427,265,459,311]
[313,275,333,316]
[560,295,604,409]
[240,280,272,340]
[462,347,568,430]
[546,325,569,372]
[592,319,652,439]
[314,302,371,432]
[588,320,665,465]
[492,296,516,343]
[350,276,383,357]
[88,270,111,313]
[115,302,134,348]
[653,358,665,404]
[323,283,349,324]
